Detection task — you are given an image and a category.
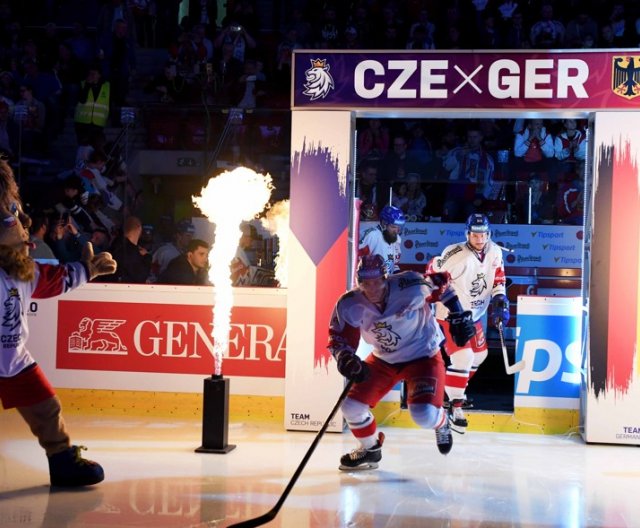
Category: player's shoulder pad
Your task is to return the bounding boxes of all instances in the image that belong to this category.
[436,243,465,268]
[394,270,429,290]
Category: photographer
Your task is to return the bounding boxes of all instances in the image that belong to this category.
[213,21,257,65]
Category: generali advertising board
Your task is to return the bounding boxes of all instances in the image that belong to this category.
[29,284,287,395]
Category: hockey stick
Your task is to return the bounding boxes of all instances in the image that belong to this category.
[498,321,526,374]
[228,379,355,528]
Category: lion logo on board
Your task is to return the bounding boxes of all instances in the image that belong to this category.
[303,58,335,101]
[68,317,127,354]
[612,56,640,100]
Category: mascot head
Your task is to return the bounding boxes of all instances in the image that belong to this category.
[0,159,34,281]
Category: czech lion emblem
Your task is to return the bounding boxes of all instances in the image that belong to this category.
[303,58,335,101]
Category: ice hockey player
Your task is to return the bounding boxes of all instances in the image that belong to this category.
[358,205,406,275]
[427,213,509,430]
[328,254,475,470]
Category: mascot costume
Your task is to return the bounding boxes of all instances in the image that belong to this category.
[0,159,117,486]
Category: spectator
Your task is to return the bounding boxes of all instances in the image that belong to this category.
[78,149,123,213]
[231,225,255,285]
[101,215,151,283]
[74,65,110,146]
[130,0,155,47]
[48,212,91,263]
[408,9,436,47]
[358,119,390,161]
[554,118,587,167]
[391,180,409,212]
[144,61,192,104]
[159,238,210,285]
[0,100,17,158]
[501,10,529,49]
[65,22,96,68]
[96,0,136,45]
[89,226,112,254]
[236,58,266,109]
[211,41,244,105]
[151,219,195,280]
[514,118,555,170]
[443,126,495,220]
[0,70,18,108]
[565,11,598,48]
[213,21,257,65]
[357,161,386,221]
[57,175,96,233]
[404,173,427,221]
[556,177,584,225]
[530,4,565,47]
[54,43,85,121]
[28,213,56,261]
[383,133,426,185]
[275,28,302,90]
[193,23,214,61]
[21,57,62,141]
[14,83,46,157]
[99,18,137,124]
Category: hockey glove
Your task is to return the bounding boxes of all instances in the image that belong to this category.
[335,350,370,383]
[491,294,510,326]
[82,242,117,280]
[446,311,476,347]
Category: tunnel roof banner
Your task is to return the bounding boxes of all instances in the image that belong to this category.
[292,50,640,111]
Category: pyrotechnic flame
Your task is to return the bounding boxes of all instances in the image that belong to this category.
[193,167,273,375]
[260,199,289,288]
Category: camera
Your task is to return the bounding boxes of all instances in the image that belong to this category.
[230,25,242,32]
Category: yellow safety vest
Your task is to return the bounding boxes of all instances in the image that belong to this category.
[74,81,110,127]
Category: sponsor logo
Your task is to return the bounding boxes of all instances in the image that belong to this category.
[412,377,436,398]
[515,314,581,400]
[532,231,564,239]
[69,317,128,354]
[612,56,640,100]
[493,229,519,237]
[57,302,287,378]
[516,255,542,263]
[303,58,335,101]
[404,227,429,235]
[414,240,439,248]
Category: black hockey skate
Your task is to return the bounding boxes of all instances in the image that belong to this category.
[435,420,453,455]
[339,432,385,471]
[48,445,104,487]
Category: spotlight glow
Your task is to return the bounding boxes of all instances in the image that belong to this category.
[261,199,290,288]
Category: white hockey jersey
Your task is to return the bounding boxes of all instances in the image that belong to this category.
[428,241,506,322]
[0,261,88,377]
[359,225,401,274]
[328,271,454,364]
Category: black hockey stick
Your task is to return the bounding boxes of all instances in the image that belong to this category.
[228,379,355,528]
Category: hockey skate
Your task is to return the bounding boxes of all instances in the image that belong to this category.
[447,399,468,433]
[48,445,104,487]
[339,432,385,471]
[435,420,453,455]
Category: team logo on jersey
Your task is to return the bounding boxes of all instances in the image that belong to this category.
[612,56,640,100]
[302,58,335,101]
[68,317,128,354]
[2,287,21,332]
[470,273,487,298]
[371,321,401,353]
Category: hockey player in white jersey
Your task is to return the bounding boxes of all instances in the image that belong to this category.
[328,254,475,470]
[427,213,509,429]
[358,205,405,275]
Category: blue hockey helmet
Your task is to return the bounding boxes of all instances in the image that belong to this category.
[379,205,406,227]
[356,254,388,282]
[465,213,491,235]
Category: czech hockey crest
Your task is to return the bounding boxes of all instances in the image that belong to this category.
[302,58,335,101]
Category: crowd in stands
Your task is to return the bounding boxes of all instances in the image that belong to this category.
[0,0,633,283]
[357,116,587,225]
